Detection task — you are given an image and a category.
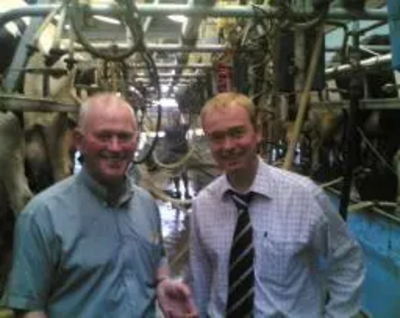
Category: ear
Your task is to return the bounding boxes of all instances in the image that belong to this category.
[72,128,84,153]
[255,124,263,144]
[256,131,263,144]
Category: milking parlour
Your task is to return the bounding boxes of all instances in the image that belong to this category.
[0,0,399,317]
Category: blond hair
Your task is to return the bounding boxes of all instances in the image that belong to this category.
[200,92,257,128]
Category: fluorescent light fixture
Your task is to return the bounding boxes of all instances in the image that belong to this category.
[93,15,121,25]
[168,15,188,24]
[146,131,166,138]
[194,128,204,136]
[1,1,27,13]
[187,128,204,139]
[159,98,178,108]
[161,85,170,94]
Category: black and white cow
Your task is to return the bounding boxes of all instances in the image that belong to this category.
[313,34,400,208]
[0,3,80,292]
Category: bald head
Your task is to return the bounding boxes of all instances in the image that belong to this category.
[78,93,137,134]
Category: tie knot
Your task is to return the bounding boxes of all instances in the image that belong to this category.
[228,190,253,209]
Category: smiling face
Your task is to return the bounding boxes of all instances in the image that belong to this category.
[74,94,138,187]
[202,101,261,179]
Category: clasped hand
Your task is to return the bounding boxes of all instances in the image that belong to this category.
[157,278,199,318]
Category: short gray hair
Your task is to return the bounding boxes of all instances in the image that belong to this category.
[77,93,136,133]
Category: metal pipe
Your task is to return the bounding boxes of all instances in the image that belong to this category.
[142,0,159,33]
[0,4,388,27]
[0,94,77,112]
[136,73,205,78]
[358,20,388,36]
[74,42,392,53]
[283,24,325,170]
[325,53,392,76]
[325,45,391,53]
[139,79,193,84]
[149,43,225,52]
[71,42,230,53]
[327,187,400,224]
[71,42,392,54]
[168,0,215,98]
[133,63,212,69]
[311,98,400,110]
[325,19,387,35]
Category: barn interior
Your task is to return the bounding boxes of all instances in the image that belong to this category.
[0,0,399,317]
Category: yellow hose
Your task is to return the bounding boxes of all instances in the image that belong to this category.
[283,26,325,171]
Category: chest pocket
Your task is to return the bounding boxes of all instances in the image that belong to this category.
[128,232,164,283]
[256,237,306,287]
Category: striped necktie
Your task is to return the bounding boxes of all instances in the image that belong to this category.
[226,190,254,318]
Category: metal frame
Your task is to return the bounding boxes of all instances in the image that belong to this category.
[3,0,53,92]
[311,98,400,110]
[0,4,388,27]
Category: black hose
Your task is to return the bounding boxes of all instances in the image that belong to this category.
[132,51,161,164]
[69,0,142,61]
[339,28,363,220]
[132,101,162,164]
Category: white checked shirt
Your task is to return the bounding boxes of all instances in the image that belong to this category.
[189,159,364,318]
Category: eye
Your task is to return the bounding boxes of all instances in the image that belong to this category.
[229,127,245,138]
[209,132,225,143]
[118,133,134,143]
[96,132,112,142]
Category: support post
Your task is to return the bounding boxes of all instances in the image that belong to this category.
[339,21,362,220]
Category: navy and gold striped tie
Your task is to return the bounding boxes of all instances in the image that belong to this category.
[226,190,254,318]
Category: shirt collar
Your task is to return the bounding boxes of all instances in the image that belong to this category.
[218,157,276,200]
[77,166,134,207]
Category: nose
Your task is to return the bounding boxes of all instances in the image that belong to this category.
[221,136,235,151]
[107,136,123,151]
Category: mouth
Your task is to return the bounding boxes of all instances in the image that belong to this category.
[226,160,241,167]
[222,156,242,168]
[102,156,127,167]
[222,152,242,161]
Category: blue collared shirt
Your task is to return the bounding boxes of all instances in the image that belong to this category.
[2,168,166,317]
[189,159,364,317]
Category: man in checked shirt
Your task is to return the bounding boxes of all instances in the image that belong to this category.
[188,92,364,317]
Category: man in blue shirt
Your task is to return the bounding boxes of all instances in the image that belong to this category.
[2,93,198,318]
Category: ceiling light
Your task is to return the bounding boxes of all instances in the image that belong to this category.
[158,98,178,108]
[93,15,121,25]
[168,15,188,24]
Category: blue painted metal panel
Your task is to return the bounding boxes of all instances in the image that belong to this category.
[324,15,389,64]
[388,0,400,70]
[329,194,400,318]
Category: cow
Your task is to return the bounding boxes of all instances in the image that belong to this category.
[23,51,81,191]
[0,5,81,292]
[309,34,400,207]
[0,11,29,293]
